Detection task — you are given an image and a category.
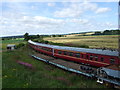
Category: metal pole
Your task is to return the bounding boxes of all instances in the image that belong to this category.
[118,1,120,58]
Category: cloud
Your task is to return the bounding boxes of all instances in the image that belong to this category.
[80,2,97,11]
[54,8,83,18]
[1,12,117,37]
[34,16,64,25]
[67,18,89,24]
[18,16,65,26]
[1,2,116,37]
[47,3,55,7]
[54,2,111,18]
[95,7,111,14]
[1,14,67,36]
[54,3,83,18]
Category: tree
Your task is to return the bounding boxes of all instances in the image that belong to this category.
[52,35,56,37]
[58,35,62,37]
[24,33,29,41]
[37,34,40,38]
[95,31,102,35]
[103,30,111,35]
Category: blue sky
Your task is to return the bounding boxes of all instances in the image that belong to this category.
[1,1,119,36]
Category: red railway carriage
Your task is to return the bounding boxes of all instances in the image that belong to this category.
[29,43,53,56]
[54,49,119,67]
[28,40,120,67]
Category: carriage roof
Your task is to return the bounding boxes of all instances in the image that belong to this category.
[28,40,119,57]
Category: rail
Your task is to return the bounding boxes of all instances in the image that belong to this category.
[31,54,120,86]
[31,55,93,77]
[98,77,120,86]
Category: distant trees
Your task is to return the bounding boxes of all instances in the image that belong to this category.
[57,35,62,37]
[37,34,40,38]
[24,33,43,41]
[24,33,29,41]
[93,30,120,35]
[94,32,102,35]
[52,35,56,37]
[103,30,111,35]
[103,30,120,35]
[51,34,63,37]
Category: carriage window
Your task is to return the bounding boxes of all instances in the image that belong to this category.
[39,46,42,49]
[58,51,62,54]
[86,55,89,59]
[81,54,83,58]
[47,48,49,51]
[44,48,46,51]
[95,56,98,61]
[101,57,104,62]
[90,55,93,60]
[44,48,46,50]
[42,47,45,50]
[47,48,50,52]
[110,58,115,64]
[68,52,73,56]
[50,49,52,52]
[64,51,67,55]
[55,50,57,53]
[75,53,80,58]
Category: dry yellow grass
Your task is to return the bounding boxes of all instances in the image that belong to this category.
[65,32,95,37]
[44,35,118,49]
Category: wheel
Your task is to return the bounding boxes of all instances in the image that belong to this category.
[99,70,108,78]
[105,82,114,88]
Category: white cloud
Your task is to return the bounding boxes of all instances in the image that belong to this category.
[47,3,55,7]
[1,14,67,36]
[1,0,119,2]
[1,2,116,37]
[54,8,83,18]
[54,2,111,18]
[54,3,83,18]
[95,7,111,14]
[80,2,97,11]
[1,12,117,37]
[67,19,89,24]
[19,16,65,25]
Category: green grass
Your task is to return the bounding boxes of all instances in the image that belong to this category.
[1,38,112,88]
[2,41,108,88]
[44,35,118,49]
[1,39,26,50]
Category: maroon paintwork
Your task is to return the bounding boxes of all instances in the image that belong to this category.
[29,43,120,67]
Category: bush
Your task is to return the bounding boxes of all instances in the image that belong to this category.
[44,41,49,44]
[16,43,25,49]
[32,40,39,42]
[79,45,89,48]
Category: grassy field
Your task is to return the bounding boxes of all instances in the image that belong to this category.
[2,39,109,88]
[44,35,118,49]
[1,38,26,50]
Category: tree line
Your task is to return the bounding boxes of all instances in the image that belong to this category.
[24,33,41,41]
[93,30,120,35]
[24,33,64,41]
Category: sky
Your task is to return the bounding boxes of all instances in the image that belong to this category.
[1,1,119,37]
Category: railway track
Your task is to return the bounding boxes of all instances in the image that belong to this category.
[32,51,97,74]
[31,53,120,88]
[28,40,120,89]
